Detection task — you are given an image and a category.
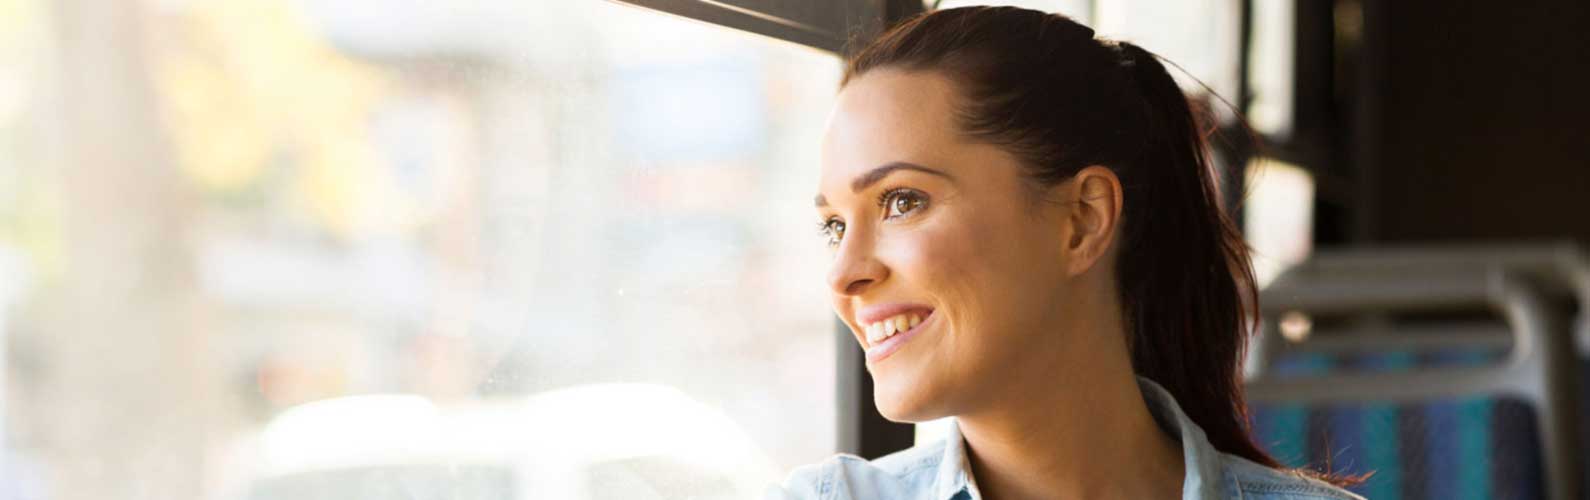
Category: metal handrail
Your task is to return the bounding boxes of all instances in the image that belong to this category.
[1251,271,1542,401]
[1271,323,1511,355]
[1277,242,1590,345]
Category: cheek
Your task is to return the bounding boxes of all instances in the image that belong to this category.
[881,216,979,291]
[881,206,1026,329]
[893,205,1066,342]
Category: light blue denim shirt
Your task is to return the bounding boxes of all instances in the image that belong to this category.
[768,377,1363,500]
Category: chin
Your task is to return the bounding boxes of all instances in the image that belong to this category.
[871,373,943,423]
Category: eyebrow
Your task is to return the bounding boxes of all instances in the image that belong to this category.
[814,162,954,207]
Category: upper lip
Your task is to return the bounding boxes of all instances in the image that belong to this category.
[855,303,935,328]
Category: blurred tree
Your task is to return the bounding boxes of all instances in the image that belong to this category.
[152,0,391,237]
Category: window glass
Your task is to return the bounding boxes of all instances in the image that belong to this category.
[1244,158,1316,288]
[0,1,838,498]
[1248,0,1297,137]
[1094,0,1243,105]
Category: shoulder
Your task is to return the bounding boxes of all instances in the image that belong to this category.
[1218,454,1365,500]
[766,442,947,500]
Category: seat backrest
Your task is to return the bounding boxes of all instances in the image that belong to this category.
[1251,348,1542,500]
[1246,255,1583,500]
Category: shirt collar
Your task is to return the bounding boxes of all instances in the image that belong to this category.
[933,376,1224,500]
[1136,376,1226,499]
[933,419,979,500]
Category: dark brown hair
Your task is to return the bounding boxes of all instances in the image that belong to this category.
[842,6,1332,482]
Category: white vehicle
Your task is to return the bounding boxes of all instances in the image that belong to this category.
[245,383,779,499]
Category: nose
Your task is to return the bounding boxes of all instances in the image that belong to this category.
[826,233,888,297]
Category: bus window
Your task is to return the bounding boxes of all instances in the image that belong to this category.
[0,1,837,498]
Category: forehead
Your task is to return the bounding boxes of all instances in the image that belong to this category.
[821,69,966,183]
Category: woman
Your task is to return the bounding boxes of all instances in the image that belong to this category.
[774,7,1362,500]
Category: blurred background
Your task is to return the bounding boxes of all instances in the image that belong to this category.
[0,0,1585,499]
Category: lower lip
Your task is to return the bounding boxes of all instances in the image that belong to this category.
[865,313,934,364]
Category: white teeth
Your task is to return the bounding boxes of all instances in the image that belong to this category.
[862,313,929,345]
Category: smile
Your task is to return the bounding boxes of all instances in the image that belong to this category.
[858,308,935,363]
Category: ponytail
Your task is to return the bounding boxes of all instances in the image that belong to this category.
[1110,40,1276,468]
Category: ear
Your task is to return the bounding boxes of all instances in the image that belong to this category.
[1061,165,1123,276]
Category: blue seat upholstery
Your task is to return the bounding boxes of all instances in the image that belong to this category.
[1249,349,1546,500]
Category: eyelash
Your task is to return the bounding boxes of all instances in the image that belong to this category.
[818,187,928,247]
[817,219,843,247]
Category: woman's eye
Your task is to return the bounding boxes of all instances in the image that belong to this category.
[882,189,927,219]
[819,219,846,247]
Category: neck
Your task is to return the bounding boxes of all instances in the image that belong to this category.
[956,315,1185,500]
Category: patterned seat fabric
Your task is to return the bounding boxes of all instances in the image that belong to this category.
[1248,349,1548,500]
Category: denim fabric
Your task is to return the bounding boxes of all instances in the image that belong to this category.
[767,377,1364,500]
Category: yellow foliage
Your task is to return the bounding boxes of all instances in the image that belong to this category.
[152,0,391,237]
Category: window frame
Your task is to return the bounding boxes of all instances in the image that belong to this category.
[610,0,918,54]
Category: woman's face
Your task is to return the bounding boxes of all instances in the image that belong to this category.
[816,69,1092,422]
